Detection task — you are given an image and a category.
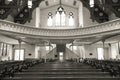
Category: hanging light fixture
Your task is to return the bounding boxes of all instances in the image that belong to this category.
[7,0,32,9]
[28,0,32,8]
[89,0,94,7]
[7,0,13,2]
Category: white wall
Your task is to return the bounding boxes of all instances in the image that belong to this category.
[40,5,78,28]
[84,45,98,58]
[66,44,111,60]
[14,44,35,59]
[46,48,56,59]
[0,35,18,44]
[110,43,119,59]
[35,45,40,59]
[84,44,111,59]
[78,1,84,28]
[35,46,53,59]
[0,43,13,61]
[65,47,79,59]
[68,46,85,58]
[35,7,41,28]
[8,45,13,60]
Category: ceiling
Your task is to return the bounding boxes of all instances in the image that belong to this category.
[40,0,80,9]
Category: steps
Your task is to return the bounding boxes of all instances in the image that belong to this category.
[4,61,120,80]
[24,69,101,72]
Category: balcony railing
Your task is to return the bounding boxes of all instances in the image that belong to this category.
[0,19,120,39]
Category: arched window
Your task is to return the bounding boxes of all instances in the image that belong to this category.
[47,12,53,26]
[56,11,60,26]
[47,9,75,27]
[69,12,74,26]
[61,11,66,26]
[55,6,66,26]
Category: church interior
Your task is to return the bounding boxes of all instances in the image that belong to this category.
[0,0,120,80]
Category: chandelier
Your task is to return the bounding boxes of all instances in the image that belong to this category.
[7,0,32,9]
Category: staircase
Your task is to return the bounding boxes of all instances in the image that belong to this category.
[4,60,120,80]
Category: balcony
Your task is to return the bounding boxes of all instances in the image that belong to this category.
[0,19,120,39]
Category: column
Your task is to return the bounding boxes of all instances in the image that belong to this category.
[18,39,22,60]
[102,40,105,60]
[35,7,40,28]
[35,45,40,59]
[117,42,120,59]
[78,1,84,28]
[44,46,47,63]
[0,42,2,60]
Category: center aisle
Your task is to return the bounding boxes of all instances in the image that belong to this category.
[4,60,120,80]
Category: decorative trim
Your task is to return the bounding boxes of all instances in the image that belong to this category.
[0,19,120,39]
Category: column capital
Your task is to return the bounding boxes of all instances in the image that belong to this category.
[18,39,22,44]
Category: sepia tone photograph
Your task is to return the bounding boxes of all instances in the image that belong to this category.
[0,0,120,80]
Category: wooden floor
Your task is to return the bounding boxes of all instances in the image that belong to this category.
[4,60,120,80]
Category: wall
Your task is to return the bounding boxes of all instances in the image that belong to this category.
[0,43,13,61]
[67,43,111,60]
[0,35,17,61]
[11,43,120,60]
[84,45,98,58]
[66,44,85,58]
[35,45,40,59]
[38,46,47,59]
[35,46,53,59]
[83,7,98,27]
[110,43,119,59]
[24,9,36,27]
[40,5,78,28]
[35,7,41,28]
[78,1,84,27]
[0,35,18,44]
[25,7,41,28]
[84,44,111,59]
[46,48,56,59]
[65,47,79,59]
[14,44,35,59]
[8,45,13,60]
[103,47,110,60]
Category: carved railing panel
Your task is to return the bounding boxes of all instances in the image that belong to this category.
[0,19,120,39]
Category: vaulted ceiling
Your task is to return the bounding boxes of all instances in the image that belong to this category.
[0,0,120,24]
[0,0,44,24]
[40,0,80,9]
